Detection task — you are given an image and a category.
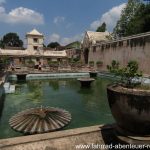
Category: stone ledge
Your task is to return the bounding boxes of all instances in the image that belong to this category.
[0,125,106,149]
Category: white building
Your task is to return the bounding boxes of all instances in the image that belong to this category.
[26,29,44,51]
[0,29,67,67]
[82,31,110,64]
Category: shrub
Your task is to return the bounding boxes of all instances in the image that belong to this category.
[27,59,34,65]
[48,61,59,67]
[96,61,103,65]
[107,60,119,73]
[107,60,142,87]
[89,61,94,66]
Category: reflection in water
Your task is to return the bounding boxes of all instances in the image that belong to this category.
[27,81,43,103]
[78,88,94,95]
[27,80,42,91]
[59,80,67,88]
[49,80,59,91]
[14,83,26,95]
[16,80,27,84]
[49,79,67,90]
[0,77,114,139]
[79,79,111,111]
[78,87,99,110]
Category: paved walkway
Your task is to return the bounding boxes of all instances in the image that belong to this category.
[0,125,118,150]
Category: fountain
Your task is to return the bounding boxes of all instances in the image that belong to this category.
[77,77,95,88]
[9,106,72,134]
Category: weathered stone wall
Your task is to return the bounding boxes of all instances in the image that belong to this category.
[0,85,5,120]
[88,33,150,74]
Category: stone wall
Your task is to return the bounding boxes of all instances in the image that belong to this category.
[0,85,5,120]
[88,32,150,74]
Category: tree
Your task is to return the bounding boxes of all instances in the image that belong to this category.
[0,40,3,48]
[43,44,46,47]
[113,0,141,38]
[96,22,106,32]
[0,56,10,71]
[0,33,23,48]
[126,3,150,35]
[47,42,60,48]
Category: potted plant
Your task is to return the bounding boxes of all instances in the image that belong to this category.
[27,59,35,68]
[107,60,150,136]
[0,56,10,70]
[89,61,94,67]
[48,60,59,67]
[96,61,103,68]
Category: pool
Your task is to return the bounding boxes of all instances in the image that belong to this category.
[0,76,114,139]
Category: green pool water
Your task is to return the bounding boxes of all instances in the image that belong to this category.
[0,76,114,139]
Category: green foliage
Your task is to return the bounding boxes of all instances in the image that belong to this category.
[0,40,3,48]
[113,0,144,37]
[48,60,59,67]
[27,81,43,103]
[126,3,150,35]
[0,56,10,71]
[48,60,58,64]
[73,57,80,62]
[27,59,35,68]
[69,58,82,65]
[0,56,9,65]
[27,59,34,64]
[49,80,59,91]
[96,61,103,65]
[89,61,94,65]
[96,22,106,32]
[105,34,113,40]
[43,44,46,47]
[107,60,142,87]
[65,41,81,49]
[89,61,94,64]
[47,42,60,48]
[107,60,119,73]
[0,33,23,48]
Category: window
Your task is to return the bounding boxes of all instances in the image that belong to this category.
[33,38,38,43]
[33,46,38,50]
[47,58,51,61]
[36,58,40,61]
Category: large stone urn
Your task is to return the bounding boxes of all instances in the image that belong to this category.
[107,84,150,136]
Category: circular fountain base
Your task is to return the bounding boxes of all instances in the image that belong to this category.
[77,78,95,88]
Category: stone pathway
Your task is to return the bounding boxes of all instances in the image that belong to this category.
[0,125,117,150]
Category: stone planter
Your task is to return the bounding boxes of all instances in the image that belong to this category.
[107,84,150,136]
[89,71,98,78]
[96,64,102,68]
[77,78,95,88]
